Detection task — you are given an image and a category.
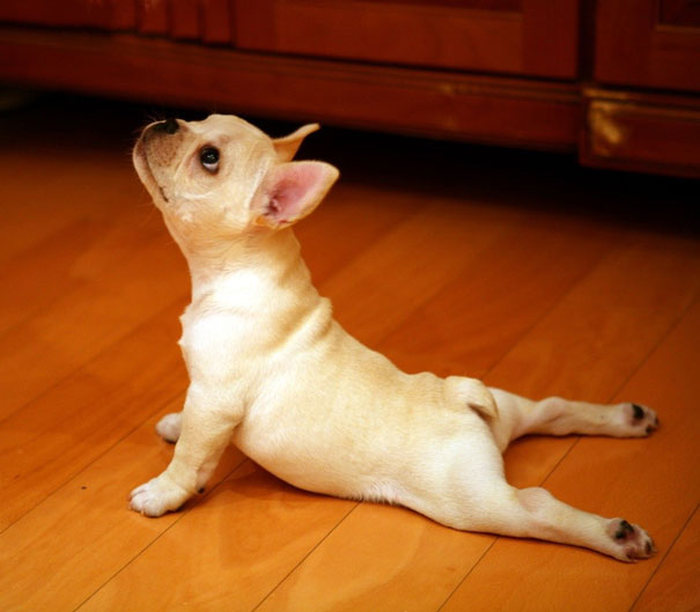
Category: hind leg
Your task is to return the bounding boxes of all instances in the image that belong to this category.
[487,388,658,451]
[403,430,655,562]
[469,484,656,562]
[399,430,655,561]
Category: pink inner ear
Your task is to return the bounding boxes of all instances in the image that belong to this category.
[265,164,325,224]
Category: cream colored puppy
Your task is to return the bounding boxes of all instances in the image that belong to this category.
[130,114,659,562]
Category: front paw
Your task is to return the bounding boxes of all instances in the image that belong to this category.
[129,474,190,517]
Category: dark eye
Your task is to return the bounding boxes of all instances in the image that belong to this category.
[199,146,220,173]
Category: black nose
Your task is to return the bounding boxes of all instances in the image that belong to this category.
[153,117,179,135]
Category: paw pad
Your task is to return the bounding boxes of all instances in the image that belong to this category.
[608,518,656,561]
[627,403,659,436]
[615,519,634,540]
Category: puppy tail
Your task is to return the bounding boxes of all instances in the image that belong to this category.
[445,376,499,421]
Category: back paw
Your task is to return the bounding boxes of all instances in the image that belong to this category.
[607,518,656,561]
[155,412,182,443]
[623,403,659,437]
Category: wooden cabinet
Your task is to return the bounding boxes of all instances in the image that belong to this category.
[0,0,232,42]
[0,0,135,29]
[581,0,700,176]
[0,0,699,176]
[234,1,579,78]
[595,0,700,92]
[136,0,232,43]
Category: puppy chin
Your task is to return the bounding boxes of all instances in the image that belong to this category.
[133,139,154,188]
[133,139,171,207]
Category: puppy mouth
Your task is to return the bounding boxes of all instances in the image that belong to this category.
[133,137,170,203]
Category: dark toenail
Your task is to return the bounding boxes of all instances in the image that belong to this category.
[197,487,205,494]
[645,425,653,435]
[645,540,652,555]
[632,404,645,420]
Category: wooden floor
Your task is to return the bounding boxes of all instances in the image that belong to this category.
[1,95,698,611]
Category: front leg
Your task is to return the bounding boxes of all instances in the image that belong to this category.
[130,388,241,517]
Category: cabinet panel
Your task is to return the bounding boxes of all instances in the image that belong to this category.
[136,0,232,42]
[581,88,700,177]
[0,1,231,43]
[0,27,580,150]
[233,0,580,79]
[169,0,201,40]
[595,0,700,92]
[0,0,135,30]
[136,0,168,35]
[660,0,700,28]
[201,0,233,43]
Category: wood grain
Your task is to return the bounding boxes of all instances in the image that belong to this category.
[633,506,700,611]
[0,302,186,530]
[442,296,700,611]
[0,401,247,612]
[0,97,697,611]
[234,0,579,78]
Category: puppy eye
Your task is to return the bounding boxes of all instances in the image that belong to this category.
[199,146,220,173]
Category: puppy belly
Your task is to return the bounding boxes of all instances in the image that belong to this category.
[231,343,492,505]
[233,424,389,500]
[231,400,489,509]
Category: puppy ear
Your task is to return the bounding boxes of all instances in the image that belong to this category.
[254,161,339,229]
[273,123,320,162]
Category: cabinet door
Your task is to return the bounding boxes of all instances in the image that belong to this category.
[595,0,700,92]
[0,1,231,43]
[233,0,580,79]
[0,0,135,30]
[136,0,232,43]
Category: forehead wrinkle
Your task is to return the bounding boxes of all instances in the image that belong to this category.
[168,119,276,206]
[171,134,211,187]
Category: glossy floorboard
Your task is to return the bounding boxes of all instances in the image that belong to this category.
[0,96,698,611]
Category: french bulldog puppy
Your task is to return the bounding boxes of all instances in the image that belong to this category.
[130,114,658,561]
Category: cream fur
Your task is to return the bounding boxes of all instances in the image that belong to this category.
[129,114,658,561]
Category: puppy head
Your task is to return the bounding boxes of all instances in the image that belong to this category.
[133,114,338,253]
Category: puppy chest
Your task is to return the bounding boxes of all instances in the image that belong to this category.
[178,314,252,379]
